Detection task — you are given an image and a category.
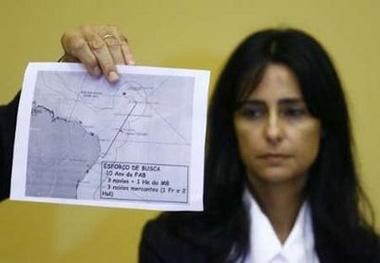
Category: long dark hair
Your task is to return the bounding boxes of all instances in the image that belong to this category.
[162,28,378,262]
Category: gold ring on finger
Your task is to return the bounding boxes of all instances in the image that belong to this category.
[102,34,120,46]
[102,34,115,40]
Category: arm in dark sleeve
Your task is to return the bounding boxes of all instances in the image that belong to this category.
[0,93,19,201]
[139,220,165,263]
[139,216,208,263]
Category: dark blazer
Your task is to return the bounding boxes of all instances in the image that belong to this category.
[139,217,214,263]
[139,215,380,263]
[0,93,18,201]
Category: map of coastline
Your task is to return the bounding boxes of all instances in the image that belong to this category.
[26,104,101,198]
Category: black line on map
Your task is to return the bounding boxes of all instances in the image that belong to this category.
[102,102,138,157]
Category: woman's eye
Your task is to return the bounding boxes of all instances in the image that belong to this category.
[282,107,307,118]
[239,107,266,119]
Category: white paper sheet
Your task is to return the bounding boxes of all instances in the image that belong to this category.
[10,63,210,211]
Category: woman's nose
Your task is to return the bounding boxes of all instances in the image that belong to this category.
[264,112,284,144]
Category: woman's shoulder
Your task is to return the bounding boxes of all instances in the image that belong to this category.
[317,225,380,263]
[374,237,380,262]
[353,226,380,261]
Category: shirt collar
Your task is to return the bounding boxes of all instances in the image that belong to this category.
[243,189,318,263]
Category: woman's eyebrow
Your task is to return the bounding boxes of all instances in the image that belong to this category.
[242,98,303,105]
[237,98,305,109]
[278,98,305,106]
[240,99,265,106]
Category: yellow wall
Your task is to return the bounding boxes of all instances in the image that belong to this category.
[0,0,379,262]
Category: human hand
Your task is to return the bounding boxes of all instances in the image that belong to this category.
[60,24,135,83]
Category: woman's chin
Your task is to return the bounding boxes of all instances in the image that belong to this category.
[248,168,305,186]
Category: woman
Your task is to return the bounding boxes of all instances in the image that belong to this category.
[0,25,379,262]
[138,29,380,262]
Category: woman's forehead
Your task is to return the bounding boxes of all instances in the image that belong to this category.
[245,64,303,101]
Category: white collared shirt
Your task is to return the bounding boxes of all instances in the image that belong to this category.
[242,191,320,263]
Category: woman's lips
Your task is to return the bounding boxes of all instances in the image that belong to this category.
[258,153,292,164]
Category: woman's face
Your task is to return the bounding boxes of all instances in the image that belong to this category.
[234,64,321,187]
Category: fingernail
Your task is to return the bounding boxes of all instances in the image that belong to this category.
[93,66,101,76]
[108,71,119,82]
